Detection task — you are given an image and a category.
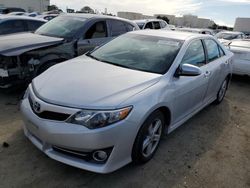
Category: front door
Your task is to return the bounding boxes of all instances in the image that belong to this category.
[77,21,109,55]
[172,39,210,124]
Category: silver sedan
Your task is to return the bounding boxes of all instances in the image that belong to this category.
[21,30,233,173]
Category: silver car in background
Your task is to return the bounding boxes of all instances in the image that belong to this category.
[229,39,250,76]
[21,30,233,173]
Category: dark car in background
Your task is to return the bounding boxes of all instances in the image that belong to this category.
[0,14,139,88]
[0,15,46,35]
[0,7,25,14]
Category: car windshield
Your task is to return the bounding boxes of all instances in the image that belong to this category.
[136,22,145,29]
[89,33,183,74]
[35,16,86,38]
[216,33,240,40]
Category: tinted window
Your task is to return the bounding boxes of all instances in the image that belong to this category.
[204,39,220,62]
[160,21,167,28]
[110,20,127,37]
[27,20,44,31]
[181,40,206,67]
[85,21,107,39]
[90,33,183,74]
[144,22,153,29]
[153,22,161,29]
[136,22,145,29]
[0,20,26,35]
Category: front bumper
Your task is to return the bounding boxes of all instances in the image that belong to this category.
[20,89,139,173]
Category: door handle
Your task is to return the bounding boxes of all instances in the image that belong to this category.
[204,71,211,78]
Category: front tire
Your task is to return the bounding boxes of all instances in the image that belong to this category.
[132,110,165,164]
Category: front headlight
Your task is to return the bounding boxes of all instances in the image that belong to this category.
[66,106,132,129]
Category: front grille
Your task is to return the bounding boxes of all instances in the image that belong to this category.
[28,95,71,121]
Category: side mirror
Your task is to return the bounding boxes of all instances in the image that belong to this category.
[176,64,202,77]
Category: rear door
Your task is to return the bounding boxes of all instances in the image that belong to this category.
[202,39,227,103]
[172,39,210,124]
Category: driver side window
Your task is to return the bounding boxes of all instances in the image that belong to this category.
[181,40,206,67]
[84,21,107,39]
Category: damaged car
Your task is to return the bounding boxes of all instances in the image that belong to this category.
[0,14,139,88]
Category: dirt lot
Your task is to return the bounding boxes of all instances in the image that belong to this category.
[0,76,249,188]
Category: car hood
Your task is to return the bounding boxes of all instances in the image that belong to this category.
[0,32,64,56]
[32,55,162,109]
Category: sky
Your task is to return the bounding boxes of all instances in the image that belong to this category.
[50,0,250,27]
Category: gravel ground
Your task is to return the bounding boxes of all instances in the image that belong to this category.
[0,76,249,188]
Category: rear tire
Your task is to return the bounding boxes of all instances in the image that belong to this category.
[214,78,229,104]
[132,110,165,164]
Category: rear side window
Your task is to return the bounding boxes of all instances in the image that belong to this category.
[181,40,206,67]
[204,39,220,62]
[0,20,27,35]
[27,21,44,31]
[110,20,127,37]
[153,22,161,29]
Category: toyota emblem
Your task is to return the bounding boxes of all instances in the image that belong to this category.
[33,101,41,113]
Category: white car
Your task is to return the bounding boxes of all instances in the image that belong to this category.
[229,39,250,76]
[134,19,169,30]
[177,28,215,35]
[216,31,245,44]
[21,30,233,173]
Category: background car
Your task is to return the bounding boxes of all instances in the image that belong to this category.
[177,28,215,35]
[0,15,46,35]
[0,14,139,88]
[36,14,58,21]
[228,39,250,76]
[134,19,169,30]
[21,30,233,173]
[216,31,245,44]
[0,7,25,14]
[7,12,27,16]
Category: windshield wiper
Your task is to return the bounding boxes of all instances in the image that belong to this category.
[86,54,133,69]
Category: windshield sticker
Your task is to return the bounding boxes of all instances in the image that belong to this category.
[157,40,180,47]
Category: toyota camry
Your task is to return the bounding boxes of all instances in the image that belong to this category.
[21,30,233,173]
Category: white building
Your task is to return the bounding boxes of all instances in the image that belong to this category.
[155,14,214,28]
[117,12,154,20]
[0,0,50,13]
[234,17,250,33]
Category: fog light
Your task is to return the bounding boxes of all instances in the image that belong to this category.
[93,150,108,162]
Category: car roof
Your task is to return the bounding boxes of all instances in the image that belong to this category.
[131,30,207,41]
[60,13,135,23]
[0,15,46,22]
[179,28,212,32]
